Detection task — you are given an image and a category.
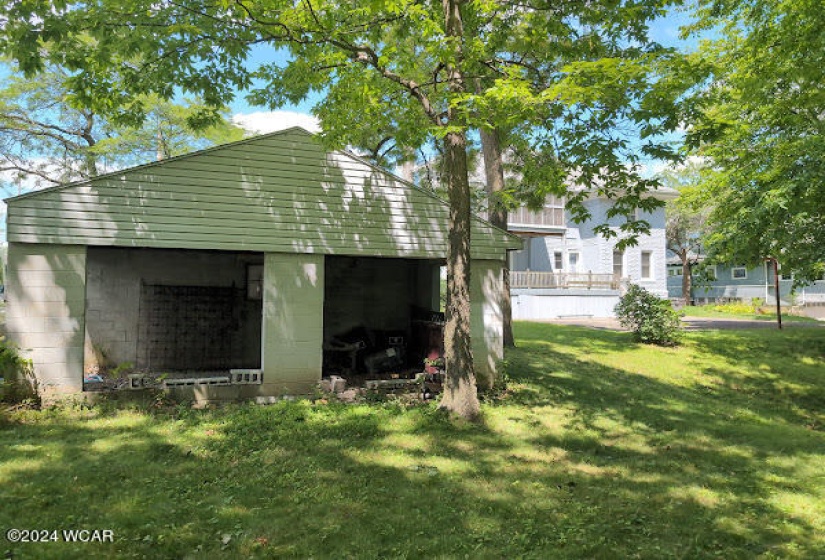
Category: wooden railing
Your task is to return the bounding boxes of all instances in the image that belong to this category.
[511,271,625,290]
[508,206,565,228]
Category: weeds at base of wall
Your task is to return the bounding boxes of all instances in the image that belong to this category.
[0,337,39,407]
[479,359,511,404]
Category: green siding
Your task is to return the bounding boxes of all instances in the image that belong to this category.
[7,129,520,260]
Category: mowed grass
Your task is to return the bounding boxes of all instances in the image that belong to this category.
[681,304,820,323]
[2,323,824,559]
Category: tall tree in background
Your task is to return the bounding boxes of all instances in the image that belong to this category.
[684,0,825,282]
[661,162,710,304]
[0,61,245,195]
[0,0,684,418]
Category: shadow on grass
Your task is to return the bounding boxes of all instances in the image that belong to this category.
[1,324,823,558]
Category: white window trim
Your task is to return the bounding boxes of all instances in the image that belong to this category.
[731,266,747,280]
[705,265,718,281]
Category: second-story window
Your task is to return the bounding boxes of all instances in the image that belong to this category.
[509,195,565,227]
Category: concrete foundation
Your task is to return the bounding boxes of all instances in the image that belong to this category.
[511,289,621,320]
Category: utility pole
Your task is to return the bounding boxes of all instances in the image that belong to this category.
[768,257,782,329]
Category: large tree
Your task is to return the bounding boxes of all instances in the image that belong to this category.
[661,162,710,304]
[684,0,825,282]
[0,61,245,195]
[0,0,684,418]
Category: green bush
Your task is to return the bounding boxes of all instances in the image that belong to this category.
[0,337,37,404]
[614,285,682,346]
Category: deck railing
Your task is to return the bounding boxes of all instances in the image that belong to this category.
[511,271,625,290]
[508,206,566,228]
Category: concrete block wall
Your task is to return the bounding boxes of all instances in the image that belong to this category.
[470,259,504,389]
[6,243,87,394]
[261,253,325,395]
[84,247,262,372]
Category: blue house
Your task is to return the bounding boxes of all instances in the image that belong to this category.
[666,258,825,305]
[506,188,677,319]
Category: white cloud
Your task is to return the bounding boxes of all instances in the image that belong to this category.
[232,111,321,135]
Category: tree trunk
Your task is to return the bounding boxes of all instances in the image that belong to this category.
[479,127,515,349]
[681,257,692,306]
[438,0,480,420]
[440,130,480,419]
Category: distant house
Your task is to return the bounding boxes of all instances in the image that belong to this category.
[5,128,520,400]
[666,258,825,305]
[507,188,677,319]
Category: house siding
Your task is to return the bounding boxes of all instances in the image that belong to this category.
[6,129,519,260]
[511,200,668,296]
[668,263,825,305]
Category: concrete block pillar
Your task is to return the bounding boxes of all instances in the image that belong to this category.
[6,243,87,395]
[261,252,325,395]
[470,259,504,390]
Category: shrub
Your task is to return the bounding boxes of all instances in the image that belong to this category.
[615,285,682,346]
[0,337,38,404]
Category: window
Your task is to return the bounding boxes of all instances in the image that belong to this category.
[641,251,653,280]
[554,251,564,271]
[668,267,683,277]
[731,266,747,280]
[546,195,566,227]
[568,252,580,273]
[613,250,624,277]
[704,265,717,281]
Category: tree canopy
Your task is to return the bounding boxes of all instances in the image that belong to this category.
[0,60,245,195]
[684,0,825,283]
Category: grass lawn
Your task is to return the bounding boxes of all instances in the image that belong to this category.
[2,323,824,559]
[681,304,820,323]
